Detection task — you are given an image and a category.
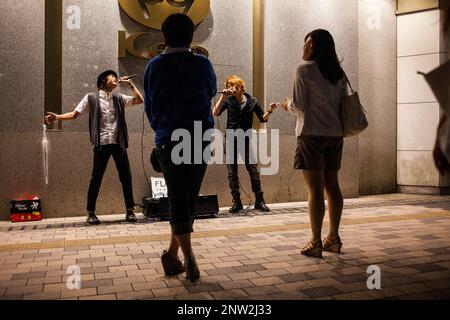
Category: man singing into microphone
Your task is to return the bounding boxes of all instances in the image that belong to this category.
[213,76,277,213]
[44,70,144,225]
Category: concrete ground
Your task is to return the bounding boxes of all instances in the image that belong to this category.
[0,193,449,300]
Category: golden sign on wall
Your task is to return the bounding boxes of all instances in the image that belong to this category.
[397,0,439,14]
[118,0,210,59]
[118,0,210,30]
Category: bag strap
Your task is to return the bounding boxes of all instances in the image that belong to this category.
[343,71,356,94]
[343,71,368,113]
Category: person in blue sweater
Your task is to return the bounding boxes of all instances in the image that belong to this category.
[144,13,217,282]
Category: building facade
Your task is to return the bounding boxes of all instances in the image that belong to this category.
[0,0,448,219]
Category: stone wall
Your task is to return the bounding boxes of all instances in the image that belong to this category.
[0,0,399,219]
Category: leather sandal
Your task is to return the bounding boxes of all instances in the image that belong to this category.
[300,240,323,258]
[323,236,342,253]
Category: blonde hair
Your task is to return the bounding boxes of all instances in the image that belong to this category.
[225,75,245,91]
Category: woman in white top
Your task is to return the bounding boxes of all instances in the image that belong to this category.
[278,29,347,258]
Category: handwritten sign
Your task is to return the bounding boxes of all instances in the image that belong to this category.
[151,177,167,199]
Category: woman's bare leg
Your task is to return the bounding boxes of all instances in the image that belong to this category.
[303,170,325,243]
[167,234,181,260]
[324,170,343,239]
[174,233,194,260]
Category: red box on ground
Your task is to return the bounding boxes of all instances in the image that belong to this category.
[10,199,42,222]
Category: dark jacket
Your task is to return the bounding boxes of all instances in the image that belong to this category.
[218,93,267,131]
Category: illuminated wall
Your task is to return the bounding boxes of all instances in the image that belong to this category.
[0,0,398,219]
[396,2,449,194]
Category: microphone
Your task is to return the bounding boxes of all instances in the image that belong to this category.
[119,74,137,82]
[216,89,237,95]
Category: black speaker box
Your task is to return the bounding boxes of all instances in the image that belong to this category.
[142,194,219,219]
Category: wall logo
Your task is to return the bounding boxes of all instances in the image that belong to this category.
[118,0,210,30]
[118,0,210,59]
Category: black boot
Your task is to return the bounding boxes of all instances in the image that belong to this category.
[86,212,100,225]
[229,195,243,214]
[126,209,137,223]
[254,193,270,212]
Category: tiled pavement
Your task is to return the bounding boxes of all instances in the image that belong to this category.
[0,193,449,300]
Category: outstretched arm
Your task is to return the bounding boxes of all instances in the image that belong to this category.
[255,102,277,123]
[44,111,80,124]
[262,103,278,122]
[44,93,90,124]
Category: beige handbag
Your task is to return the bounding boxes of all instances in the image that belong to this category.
[340,73,368,137]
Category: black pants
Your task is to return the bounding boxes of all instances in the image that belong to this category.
[87,144,135,212]
[155,143,208,236]
[226,138,262,198]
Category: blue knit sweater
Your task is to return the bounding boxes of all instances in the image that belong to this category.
[144,51,217,146]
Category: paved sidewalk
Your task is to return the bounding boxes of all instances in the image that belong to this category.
[0,194,449,300]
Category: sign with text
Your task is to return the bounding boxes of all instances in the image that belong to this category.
[151,177,168,199]
[118,0,210,59]
[10,199,42,222]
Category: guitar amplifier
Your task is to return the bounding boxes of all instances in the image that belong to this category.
[142,194,219,219]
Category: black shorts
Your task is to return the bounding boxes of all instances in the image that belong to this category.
[294,135,344,171]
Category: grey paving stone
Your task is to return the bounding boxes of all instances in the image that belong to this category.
[243,285,281,296]
[11,272,46,281]
[203,267,238,276]
[233,264,267,273]
[186,282,224,294]
[411,264,447,273]
[302,286,343,298]
[279,272,315,283]
[0,195,449,300]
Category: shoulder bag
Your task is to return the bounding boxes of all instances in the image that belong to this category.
[340,72,369,137]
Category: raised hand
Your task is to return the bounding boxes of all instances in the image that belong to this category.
[119,77,134,88]
[280,98,290,111]
[44,112,57,125]
[269,102,278,112]
[221,88,235,98]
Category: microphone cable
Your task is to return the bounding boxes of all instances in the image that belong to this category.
[135,76,152,199]
[141,105,152,195]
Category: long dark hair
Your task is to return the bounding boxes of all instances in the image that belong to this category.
[305,29,344,84]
